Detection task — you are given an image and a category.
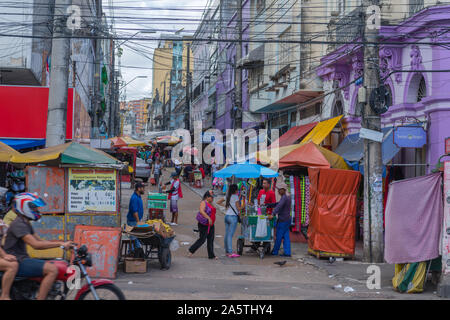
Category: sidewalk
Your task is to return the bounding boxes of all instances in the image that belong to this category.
[181,176,443,299]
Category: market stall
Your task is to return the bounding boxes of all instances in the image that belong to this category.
[106,146,137,189]
[9,142,125,261]
[214,162,279,259]
[307,167,361,259]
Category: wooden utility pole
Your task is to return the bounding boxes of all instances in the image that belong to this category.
[46,0,71,147]
[362,0,384,263]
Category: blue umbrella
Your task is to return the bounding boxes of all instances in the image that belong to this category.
[213,162,278,179]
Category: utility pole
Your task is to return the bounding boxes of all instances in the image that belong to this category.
[108,37,115,138]
[168,71,173,130]
[362,0,384,263]
[162,78,167,130]
[46,0,71,147]
[234,0,243,129]
[92,0,102,139]
[185,42,191,131]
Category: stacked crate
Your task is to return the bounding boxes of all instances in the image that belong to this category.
[148,192,168,220]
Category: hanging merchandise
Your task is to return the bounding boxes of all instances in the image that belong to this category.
[303,176,310,226]
[289,176,295,226]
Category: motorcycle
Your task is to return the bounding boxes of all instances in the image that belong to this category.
[0,245,126,300]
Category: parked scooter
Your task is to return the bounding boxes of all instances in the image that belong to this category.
[0,245,126,300]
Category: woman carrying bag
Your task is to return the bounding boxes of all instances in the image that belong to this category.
[217,184,243,258]
[188,191,218,260]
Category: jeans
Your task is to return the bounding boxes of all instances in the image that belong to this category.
[272,221,291,256]
[189,223,215,259]
[154,173,160,186]
[224,215,238,254]
[127,220,142,253]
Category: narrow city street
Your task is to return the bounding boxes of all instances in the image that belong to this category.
[115,170,442,300]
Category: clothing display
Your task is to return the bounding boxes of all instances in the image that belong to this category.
[292,175,310,233]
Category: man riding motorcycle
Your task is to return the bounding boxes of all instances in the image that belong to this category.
[3,193,73,300]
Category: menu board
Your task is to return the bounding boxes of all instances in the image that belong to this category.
[68,168,117,213]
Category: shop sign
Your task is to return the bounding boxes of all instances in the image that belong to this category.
[393,126,427,148]
[359,128,383,142]
[68,168,117,213]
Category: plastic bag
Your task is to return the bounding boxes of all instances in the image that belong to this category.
[170,239,180,251]
[255,216,267,238]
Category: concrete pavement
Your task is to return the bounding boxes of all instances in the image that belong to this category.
[116,170,444,300]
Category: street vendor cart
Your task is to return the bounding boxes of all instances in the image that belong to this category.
[213,162,279,259]
[122,224,175,270]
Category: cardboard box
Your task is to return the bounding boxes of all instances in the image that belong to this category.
[124,258,147,273]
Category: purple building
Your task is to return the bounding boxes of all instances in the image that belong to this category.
[317,5,450,177]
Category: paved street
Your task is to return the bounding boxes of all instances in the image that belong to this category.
[116,170,443,300]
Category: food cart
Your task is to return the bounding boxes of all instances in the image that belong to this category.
[213,162,279,259]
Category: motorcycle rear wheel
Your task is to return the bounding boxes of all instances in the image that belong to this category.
[78,284,126,300]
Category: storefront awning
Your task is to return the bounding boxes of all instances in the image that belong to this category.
[0,141,21,162]
[253,90,323,113]
[269,122,317,149]
[299,115,343,145]
[335,127,401,165]
[0,139,45,150]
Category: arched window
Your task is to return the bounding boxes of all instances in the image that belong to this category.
[332,100,343,117]
[406,73,427,103]
[417,76,426,102]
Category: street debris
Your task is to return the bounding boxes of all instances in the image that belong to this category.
[128,281,133,285]
[344,286,355,293]
[181,242,190,246]
[333,284,342,290]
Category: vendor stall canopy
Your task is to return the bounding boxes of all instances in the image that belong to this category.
[110,136,147,147]
[0,141,22,162]
[213,162,279,179]
[10,142,124,168]
[278,142,350,170]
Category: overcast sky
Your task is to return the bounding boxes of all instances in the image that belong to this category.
[104,0,207,101]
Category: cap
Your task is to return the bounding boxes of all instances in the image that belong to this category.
[135,181,145,189]
[276,180,288,190]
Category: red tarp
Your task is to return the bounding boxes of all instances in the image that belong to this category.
[278,142,331,169]
[0,86,74,139]
[268,122,317,149]
[307,168,361,256]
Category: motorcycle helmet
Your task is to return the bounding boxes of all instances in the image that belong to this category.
[13,193,47,221]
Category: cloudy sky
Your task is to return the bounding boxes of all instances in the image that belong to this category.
[104,0,208,101]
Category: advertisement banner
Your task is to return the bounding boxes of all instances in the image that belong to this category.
[393,126,427,148]
[68,168,117,213]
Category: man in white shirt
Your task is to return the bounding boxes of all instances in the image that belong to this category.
[165,172,183,226]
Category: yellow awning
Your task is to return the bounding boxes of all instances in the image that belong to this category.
[121,136,147,147]
[299,115,343,145]
[0,142,22,162]
[11,143,71,163]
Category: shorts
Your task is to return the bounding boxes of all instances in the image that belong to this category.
[170,199,178,213]
[17,258,46,277]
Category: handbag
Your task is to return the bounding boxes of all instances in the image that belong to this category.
[196,201,211,225]
[230,203,242,224]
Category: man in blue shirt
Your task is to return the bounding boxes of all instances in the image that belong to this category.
[127,182,145,254]
[267,180,292,257]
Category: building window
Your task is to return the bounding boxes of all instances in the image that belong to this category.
[300,103,322,119]
[417,76,426,102]
[249,66,264,90]
[279,27,292,68]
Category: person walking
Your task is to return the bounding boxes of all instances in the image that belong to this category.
[165,172,183,226]
[267,180,292,257]
[217,184,242,258]
[188,191,218,260]
[152,158,163,190]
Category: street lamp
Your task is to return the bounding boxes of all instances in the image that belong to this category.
[119,75,148,91]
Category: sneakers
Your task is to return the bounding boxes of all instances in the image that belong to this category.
[226,253,240,258]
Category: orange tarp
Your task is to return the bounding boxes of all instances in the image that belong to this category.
[278,142,331,169]
[307,168,361,256]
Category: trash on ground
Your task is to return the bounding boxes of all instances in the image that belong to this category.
[333,284,342,290]
[336,258,344,262]
[128,281,133,285]
[328,274,335,278]
[181,242,190,245]
[215,235,223,238]
[344,286,354,293]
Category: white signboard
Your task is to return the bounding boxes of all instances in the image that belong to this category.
[359,128,384,142]
[68,168,117,213]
